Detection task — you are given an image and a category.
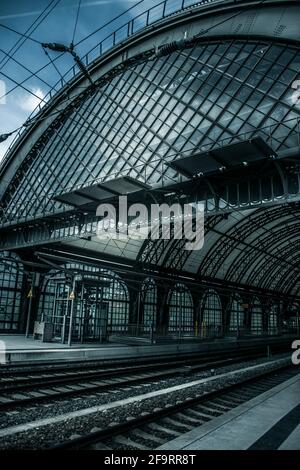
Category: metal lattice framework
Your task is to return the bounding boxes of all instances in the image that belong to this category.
[227,227,300,284]
[1,38,300,224]
[197,205,300,276]
[0,0,300,314]
[138,214,224,269]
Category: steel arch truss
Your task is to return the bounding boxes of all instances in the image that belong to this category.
[137,214,224,270]
[226,222,300,285]
[197,204,300,278]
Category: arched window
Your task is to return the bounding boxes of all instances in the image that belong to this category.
[200,289,222,337]
[38,263,129,341]
[38,271,70,338]
[201,289,222,326]
[141,278,157,330]
[103,271,129,332]
[229,295,245,334]
[251,297,263,335]
[167,284,193,335]
[287,304,300,333]
[0,251,24,331]
[269,304,279,335]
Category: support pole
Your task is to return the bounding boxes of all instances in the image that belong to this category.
[178,294,182,342]
[79,283,84,343]
[25,274,35,338]
[99,285,104,343]
[136,290,141,337]
[25,295,33,338]
[68,278,76,347]
[62,283,69,343]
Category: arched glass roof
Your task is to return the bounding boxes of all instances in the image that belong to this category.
[1,38,300,222]
[0,0,300,301]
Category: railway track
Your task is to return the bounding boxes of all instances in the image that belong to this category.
[0,348,273,411]
[51,363,296,450]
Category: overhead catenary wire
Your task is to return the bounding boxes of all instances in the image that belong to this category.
[0,50,65,103]
[0,48,53,90]
[195,0,267,38]
[0,0,270,142]
[71,0,82,46]
[0,1,298,297]
[74,0,145,47]
[0,1,66,103]
[0,85,92,141]
[0,22,43,45]
[0,0,63,104]
[0,69,47,105]
[0,0,217,108]
[0,0,146,104]
[0,0,62,71]
[43,47,67,86]
[0,2,149,139]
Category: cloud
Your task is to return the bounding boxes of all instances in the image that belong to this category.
[18,87,45,112]
[0,87,48,161]
[84,0,138,5]
[0,135,14,162]
[0,79,6,105]
[0,11,42,20]
[0,1,138,20]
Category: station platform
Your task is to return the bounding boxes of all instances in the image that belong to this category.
[0,334,294,365]
[158,371,300,450]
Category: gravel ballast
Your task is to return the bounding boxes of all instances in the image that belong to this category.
[0,354,294,449]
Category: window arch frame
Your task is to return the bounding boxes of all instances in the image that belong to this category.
[167,283,194,335]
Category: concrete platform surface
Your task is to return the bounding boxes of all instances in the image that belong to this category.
[0,334,293,365]
[0,334,120,350]
[158,371,300,450]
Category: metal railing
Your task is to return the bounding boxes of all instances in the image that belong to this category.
[107,323,296,343]
[30,318,299,344]
[0,0,225,171]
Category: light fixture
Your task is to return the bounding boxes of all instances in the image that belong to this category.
[0,132,12,143]
[41,43,70,53]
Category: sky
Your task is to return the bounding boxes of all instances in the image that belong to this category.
[0,0,163,161]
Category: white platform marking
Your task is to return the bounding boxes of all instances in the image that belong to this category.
[0,358,290,440]
[158,373,300,450]
[279,424,300,450]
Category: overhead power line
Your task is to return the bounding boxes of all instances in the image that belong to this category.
[0,48,53,90]
[0,69,47,104]
[74,0,145,47]
[42,42,94,86]
[0,0,61,71]
[0,0,145,104]
[0,23,42,45]
[0,0,269,143]
[72,0,82,46]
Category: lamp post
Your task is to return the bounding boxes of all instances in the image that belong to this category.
[68,277,76,347]
[25,276,35,338]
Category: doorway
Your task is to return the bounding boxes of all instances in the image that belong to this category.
[76,282,109,342]
[50,279,109,343]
